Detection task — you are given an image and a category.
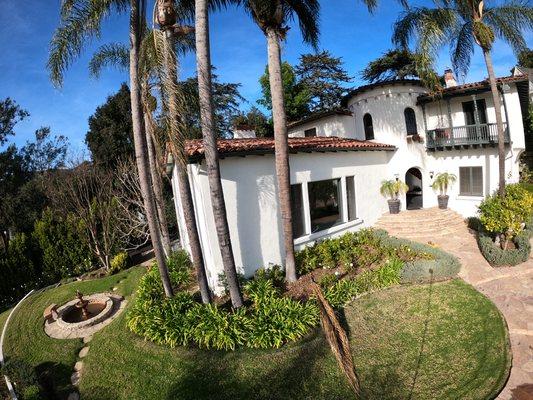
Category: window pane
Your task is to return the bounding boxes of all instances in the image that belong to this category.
[346,176,356,221]
[459,167,471,195]
[363,114,374,140]
[471,167,483,195]
[304,127,317,137]
[404,108,418,135]
[290,184,305,238]
[308,179,341,233]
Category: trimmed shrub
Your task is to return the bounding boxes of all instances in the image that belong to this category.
[478,183,533,247]
[477,229,532,267]
[109,252,129,275]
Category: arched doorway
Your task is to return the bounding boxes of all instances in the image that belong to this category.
[405,168,423,210]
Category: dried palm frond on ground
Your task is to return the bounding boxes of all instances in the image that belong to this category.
[310,281,360,398]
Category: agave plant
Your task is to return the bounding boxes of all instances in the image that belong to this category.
[431,172,457,196]
[380,179,409,200]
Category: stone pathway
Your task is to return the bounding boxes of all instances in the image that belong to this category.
[375,208,533,400]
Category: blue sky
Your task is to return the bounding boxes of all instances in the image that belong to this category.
[0,0,530,153]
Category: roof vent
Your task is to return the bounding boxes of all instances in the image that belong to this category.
[444,69,457,88]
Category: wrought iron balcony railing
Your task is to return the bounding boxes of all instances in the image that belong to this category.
[426,123,509,151]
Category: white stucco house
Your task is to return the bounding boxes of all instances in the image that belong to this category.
[170,71,530,293]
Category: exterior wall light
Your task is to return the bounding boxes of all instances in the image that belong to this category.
[429,171,434,179]
[394,173,399,181]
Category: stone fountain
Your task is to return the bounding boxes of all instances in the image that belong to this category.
[44,291,126,339]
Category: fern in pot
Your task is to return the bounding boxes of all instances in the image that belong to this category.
[380,180,409,214]
[431,172,457,209]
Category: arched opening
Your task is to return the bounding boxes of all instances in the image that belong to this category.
[404,107,418,136]
[405,167,423,210]
[363,113,374,140]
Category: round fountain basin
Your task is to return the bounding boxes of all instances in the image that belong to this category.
[56,294,114,331]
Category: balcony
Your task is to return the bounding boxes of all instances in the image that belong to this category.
[426,123,509,151]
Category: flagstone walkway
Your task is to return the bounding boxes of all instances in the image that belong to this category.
[375,208,533,400]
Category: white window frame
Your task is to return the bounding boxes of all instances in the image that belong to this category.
[293,175,362,246]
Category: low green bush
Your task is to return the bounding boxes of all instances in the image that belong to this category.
[477,229,532,267]
[127,255,318,351]
[109,251,129,275]
[478,183,533,247]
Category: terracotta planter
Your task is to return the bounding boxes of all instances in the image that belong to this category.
[437,195,449,209]
[388,199,401,214]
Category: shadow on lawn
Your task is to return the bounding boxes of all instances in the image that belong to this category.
[164,330,343,400]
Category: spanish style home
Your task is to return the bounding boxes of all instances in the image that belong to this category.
[170,71,530,293]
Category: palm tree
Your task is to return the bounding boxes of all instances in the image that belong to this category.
[155,3,212,304]
[393,0,533,197]
[89,41,173,257]
[242,0,320,283]
[48,0,174,297]
[195,0,244,307]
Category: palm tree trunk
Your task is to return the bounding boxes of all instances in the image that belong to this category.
[145,119,172,256]
[130,0,173,297]
[483,49,506,197]
[195,0,243,307]
[163,33,211,304]
[266,28,297,283]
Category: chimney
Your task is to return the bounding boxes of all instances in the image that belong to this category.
[444,69,457,88]
[232,124,256,139]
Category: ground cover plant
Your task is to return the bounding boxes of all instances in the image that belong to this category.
[127,230,460,349]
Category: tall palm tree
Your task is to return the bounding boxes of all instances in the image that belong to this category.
[242,0,320,283]
[89,41,173,257]
[393,0,533,197]
[48,0,174,297]
[155,2,212,304]
[195,0,244,307]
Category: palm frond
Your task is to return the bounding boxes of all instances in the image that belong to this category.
[484,1,533,55]
[286,0,320,48]
[450,21,474,80]
[89,43,129,78]
[48,0,129,87]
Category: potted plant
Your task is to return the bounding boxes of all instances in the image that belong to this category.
[431,172,457,209]
[380,179,409,214]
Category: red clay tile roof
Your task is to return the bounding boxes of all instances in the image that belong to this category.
[417,75,528,103]
[185,136,395,161]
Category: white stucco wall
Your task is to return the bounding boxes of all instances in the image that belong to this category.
[175,150,391,292]
[288,114,356,138]
[172,80,527,293]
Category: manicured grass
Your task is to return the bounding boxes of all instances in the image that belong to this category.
[2,268,510,400]
[1,266,146,399]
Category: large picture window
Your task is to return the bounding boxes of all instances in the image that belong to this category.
[459,167,483,196]
[290,184,305,238]
[308,179,342,233]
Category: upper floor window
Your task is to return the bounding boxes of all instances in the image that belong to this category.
[462,99,487,125]
[304,127,317,137]
[363,113,374,140]
[404,107,418,135]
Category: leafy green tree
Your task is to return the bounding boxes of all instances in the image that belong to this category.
[258,62,311,122]
[518,48,533,67]
[361,48,442,89]
[0,98,28,145]
[232,107,274,138]
[180,74,245,138]
[295,50,352,112]
[393,0,533,197]
[86,83,134,168]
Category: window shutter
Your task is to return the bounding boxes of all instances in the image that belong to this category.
[471,167,483,195]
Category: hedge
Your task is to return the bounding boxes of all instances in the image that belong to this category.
[374,230,461,283]
[476,218,533,267]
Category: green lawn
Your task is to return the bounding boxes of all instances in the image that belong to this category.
[521,182,533,194]
[2,268,510,400]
